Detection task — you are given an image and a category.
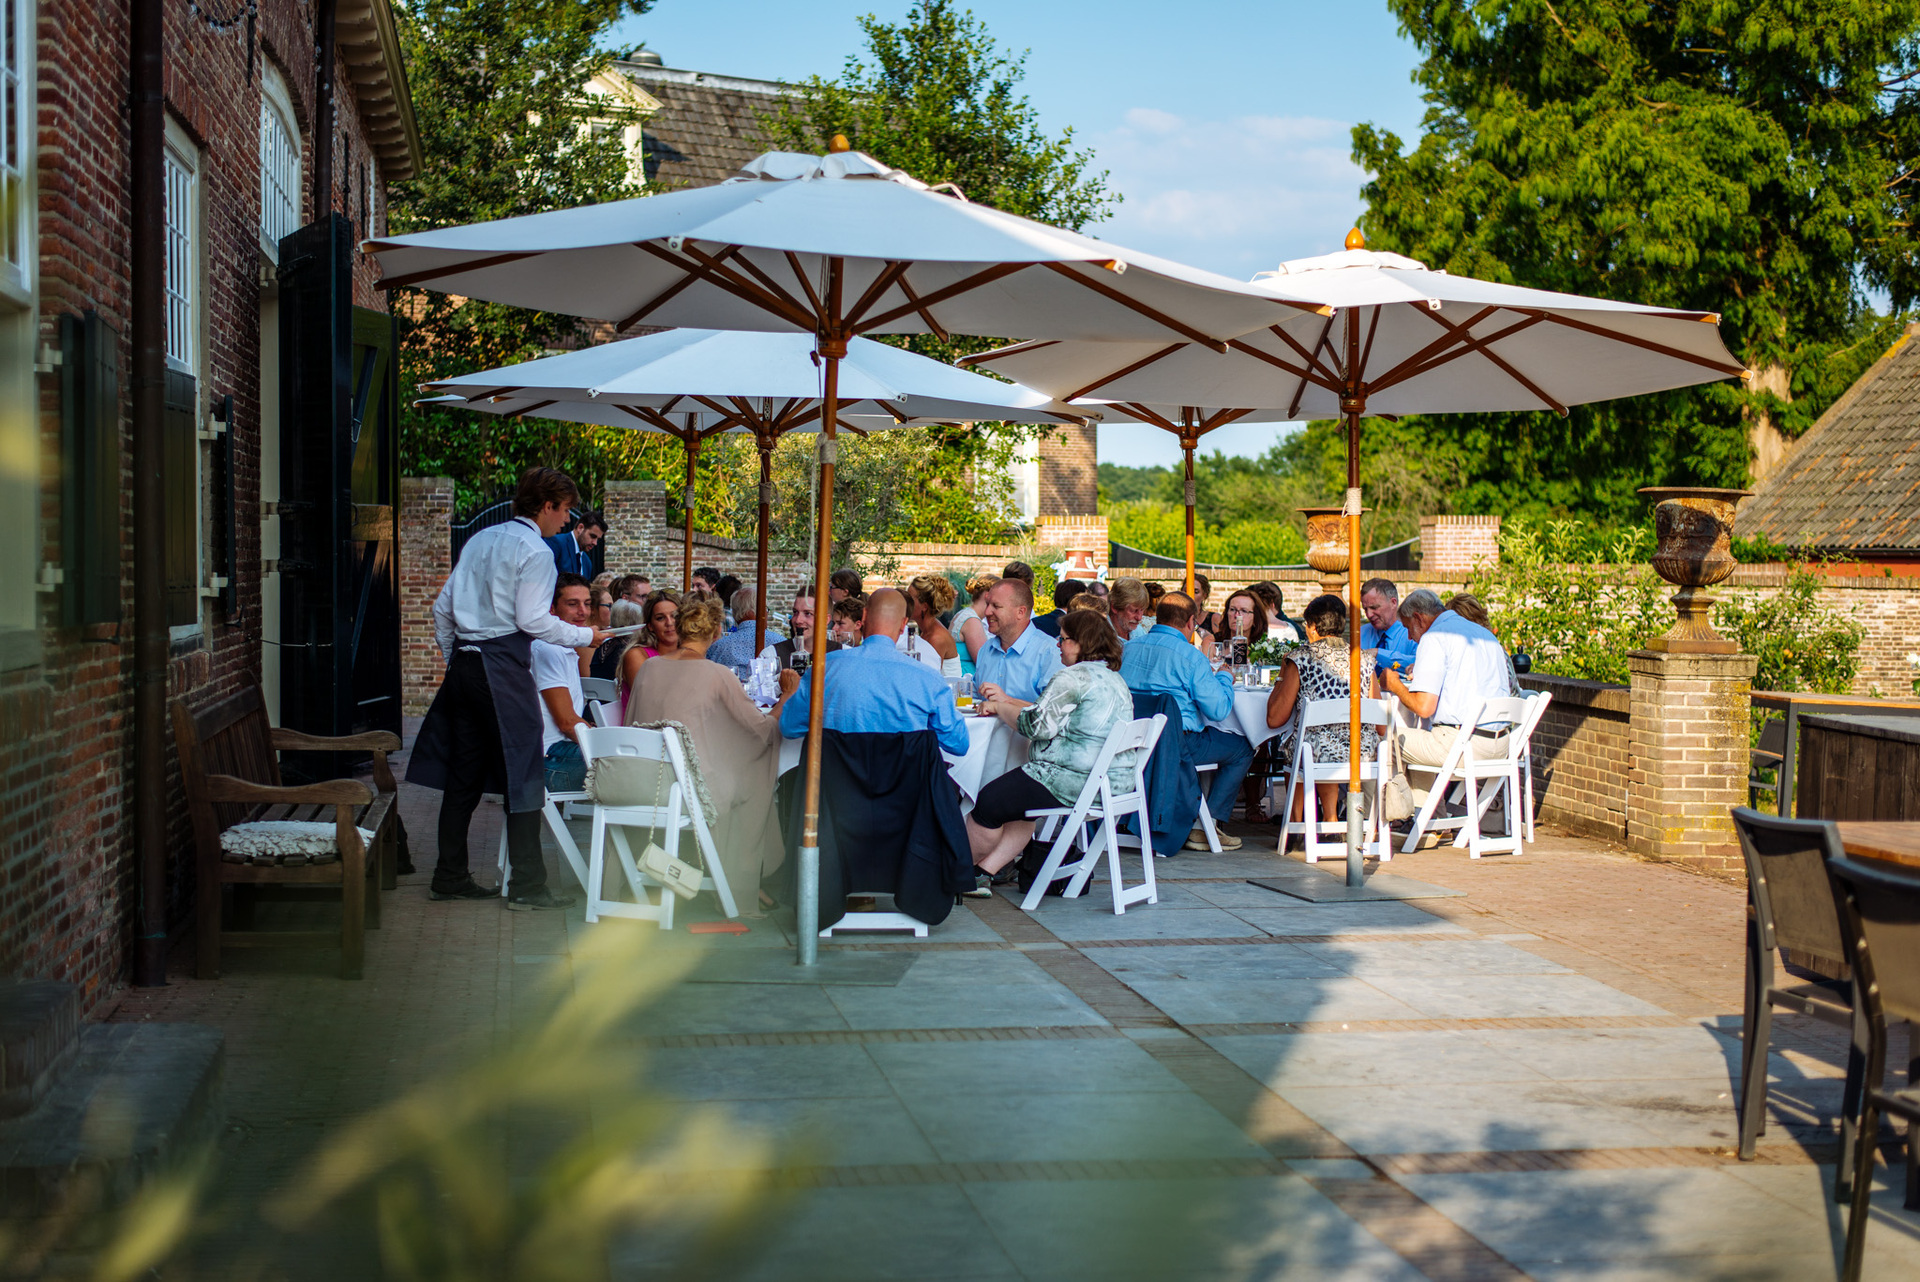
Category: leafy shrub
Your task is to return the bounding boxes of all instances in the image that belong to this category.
[1471,520,1864,692]
[1106,500,1307,567]
[1715,569,1863,693]
[1468,520,1668,684]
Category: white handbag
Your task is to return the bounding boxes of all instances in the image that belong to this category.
[1380,728,1418,824]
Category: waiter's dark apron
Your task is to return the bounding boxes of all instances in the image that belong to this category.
[409,631,547,813]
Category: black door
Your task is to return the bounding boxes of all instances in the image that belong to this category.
[277,215,401,779]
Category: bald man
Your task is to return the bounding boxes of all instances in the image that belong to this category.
[779,588,970,755]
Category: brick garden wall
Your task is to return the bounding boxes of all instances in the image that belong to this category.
[1037,423,1097,517]
[1517,674,1631,840]
[2,1,400,1010]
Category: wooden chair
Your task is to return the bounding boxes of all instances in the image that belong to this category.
[172,685,400,979]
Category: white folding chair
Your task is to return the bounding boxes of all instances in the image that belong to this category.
[574,724,738,927]
[494,790,592,897]
[586,698,614,729]
[1398,695,1547,858]
[1191,763,1223,851]
[579,676,618,705]
[1020,714,1168,914]
[1516,690,1548,841]
[1281,698,1393,864]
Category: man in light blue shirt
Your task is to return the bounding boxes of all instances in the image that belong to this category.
[1120,591,1253,851]
[974,579,1063,702]
[1360,578,1419,678]
[708,586,772,679]
[780,590,970,756]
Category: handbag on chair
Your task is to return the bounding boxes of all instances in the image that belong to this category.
[1379,728,1417,824]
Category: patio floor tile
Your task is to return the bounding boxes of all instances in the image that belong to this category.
[824,980,1108,1031]
[1359,971,1670,1019]
[1080,942,1339,983]
[1206,1029,1554,1089]
[866,1037,1188,1096]
[1036,907,1271,942]
[1118,977,1425,1026]
[1298,938,1573,976]
[1236,904,1473,936]
[638,981,851,1036]
[904,1091,1269,1164]
[1275,1080,1677,1154]
[644,1043,889,1100]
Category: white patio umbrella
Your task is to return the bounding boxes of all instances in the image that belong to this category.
[368,143,1326,962]
[422,328,1086,652]
[967,230,1750,884]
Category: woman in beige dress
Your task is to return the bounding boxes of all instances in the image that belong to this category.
[625,597,799,915]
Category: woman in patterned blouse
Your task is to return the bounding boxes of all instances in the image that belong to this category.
[965,610,1138,876]
[1264,593,1383,830]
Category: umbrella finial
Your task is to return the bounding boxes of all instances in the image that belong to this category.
[1344,228,1366,251]
[828,134,851,154]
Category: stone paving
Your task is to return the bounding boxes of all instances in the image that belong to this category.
[105,746,1920,1281]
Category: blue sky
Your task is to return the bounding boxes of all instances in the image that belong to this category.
[612,1,1430,469]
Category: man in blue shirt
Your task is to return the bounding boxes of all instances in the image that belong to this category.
[1120,591,1253,851]
[544,510,605,578]
[780,589,970,756]
[708,586,771,679]
[975,579,1063,702]
[1360,578,1419,678]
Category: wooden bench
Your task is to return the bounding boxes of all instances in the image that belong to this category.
[171,684,401,979]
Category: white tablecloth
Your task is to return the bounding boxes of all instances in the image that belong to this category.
[1207,687,1287,750]
[776,712,1028,803]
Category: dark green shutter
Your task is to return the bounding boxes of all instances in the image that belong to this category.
[58,312,122,626]
[164,367,198,625]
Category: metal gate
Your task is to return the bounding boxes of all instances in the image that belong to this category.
[450,493,605,578]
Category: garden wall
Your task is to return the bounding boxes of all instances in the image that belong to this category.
[1518,674,1632,841]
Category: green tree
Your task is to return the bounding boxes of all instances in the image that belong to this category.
[1348,0,1920,519]
[392,0,674,509]
[761,0,1116,233]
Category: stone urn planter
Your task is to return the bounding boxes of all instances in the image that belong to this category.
[1298,507,1357,593]
[1638,486,1753,654]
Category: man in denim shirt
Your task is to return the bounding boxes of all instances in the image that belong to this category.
[1119,591,1253,851]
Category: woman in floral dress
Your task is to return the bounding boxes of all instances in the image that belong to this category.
[1264,593,1382,830]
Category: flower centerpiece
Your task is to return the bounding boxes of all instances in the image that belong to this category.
[1250,634,1299,667]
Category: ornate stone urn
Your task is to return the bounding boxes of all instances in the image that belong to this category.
[1638,487,1753,654]
[1299,506,1363,593]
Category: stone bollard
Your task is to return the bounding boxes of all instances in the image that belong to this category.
[1626,650,1757,876]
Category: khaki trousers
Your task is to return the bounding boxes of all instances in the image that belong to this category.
[1397,723,1509,807]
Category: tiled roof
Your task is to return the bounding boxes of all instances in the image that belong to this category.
[613,62,800,188]
[1736,324,1920,552]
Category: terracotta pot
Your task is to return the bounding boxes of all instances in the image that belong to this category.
[1300,506,1363,592]
[1637,486,1753,654]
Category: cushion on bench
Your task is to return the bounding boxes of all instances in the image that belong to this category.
[221,820,377,866]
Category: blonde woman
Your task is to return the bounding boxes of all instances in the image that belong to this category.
[950,574,997,676]
[626,596,799,916]
[906,574,963,678]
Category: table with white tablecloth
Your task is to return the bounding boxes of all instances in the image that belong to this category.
[776,711,1029,805]
[1206,686,1287,749]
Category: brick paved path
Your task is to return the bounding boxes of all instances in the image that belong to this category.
[106,749,1918,1280]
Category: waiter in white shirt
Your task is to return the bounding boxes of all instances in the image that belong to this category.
[413,467,609,909]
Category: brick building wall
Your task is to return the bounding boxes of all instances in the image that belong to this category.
[399,479,453,716]
[1419,514,1501,574]
[1038,423,1097,517]
[1,0,408,1009]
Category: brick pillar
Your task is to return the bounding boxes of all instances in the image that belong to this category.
[1038,423,1098,517]
[602,480,670,582]
[399,478,454,716]
[1419,514,1501,574]
[1626,650,1758,876]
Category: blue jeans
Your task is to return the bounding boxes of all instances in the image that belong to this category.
[1182,726,1255,821]
[545,740,587,794]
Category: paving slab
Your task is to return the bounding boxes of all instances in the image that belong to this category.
[1036,906,1271,942]
[1359,970,1669,1019]
[823,979,1107,1031]
[1298,938,1574,977]
[1468,1025,1743,1083]
[966,1174,1429,1282]
[866,1037,1189,1097]
[904,1090,1271,1164]
[643,1044,891,1101]
[1277,1079,1681,1155]
[1207,1029,1555,1090]
[1118,977,1426,1026]
[686,950,918,986]
[1236,904,1473,937]
[637,982,851,1036]
[1081,942,1339,983]
[1248,872,1467,902]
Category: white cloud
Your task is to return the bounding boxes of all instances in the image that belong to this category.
[1083,108,1371,282]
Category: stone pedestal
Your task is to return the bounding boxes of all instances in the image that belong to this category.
[1626,650,1757,876]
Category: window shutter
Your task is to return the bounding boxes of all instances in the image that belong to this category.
[59,311,122,626]
[164,367,198,625]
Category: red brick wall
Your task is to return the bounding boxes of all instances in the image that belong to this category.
[399,479,453,716]
[1516,674,1631,840]
[1,1,400,1010]
[1038,423,1097,517]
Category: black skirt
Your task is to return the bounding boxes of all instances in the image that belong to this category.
[971,766,1061,828]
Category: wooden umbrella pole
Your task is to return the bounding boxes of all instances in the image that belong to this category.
[797,259,846,967]
[1343,307,1366,888]
[755,428,773,654]
[682,422,698,593]
[1182,410,1197,597]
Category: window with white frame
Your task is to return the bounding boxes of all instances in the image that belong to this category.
[1,0,31,300]
[259,67,301,255]
[164,130,198,371]
[363,158,378,238]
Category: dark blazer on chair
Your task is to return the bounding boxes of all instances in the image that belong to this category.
[781,729,973,927]
[1130,689,1201,856]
